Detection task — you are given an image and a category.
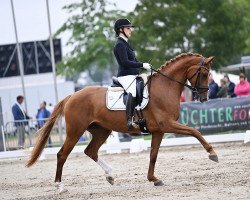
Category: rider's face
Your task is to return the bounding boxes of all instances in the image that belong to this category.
[123,27,133,38]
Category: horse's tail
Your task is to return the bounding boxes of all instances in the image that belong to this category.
[26,95,71,167]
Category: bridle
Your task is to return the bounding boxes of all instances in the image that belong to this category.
[149,57,210,100]
[187,57,210,99]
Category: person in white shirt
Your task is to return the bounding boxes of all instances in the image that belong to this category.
[11,95,30,149]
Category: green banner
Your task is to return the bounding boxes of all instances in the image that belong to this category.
[179,97,250,133]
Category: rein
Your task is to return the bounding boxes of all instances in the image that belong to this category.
[150,68,196,92]
[147,57,210,99]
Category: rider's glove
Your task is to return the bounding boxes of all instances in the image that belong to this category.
[143,63,152,70]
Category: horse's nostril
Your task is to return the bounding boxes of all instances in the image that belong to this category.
[199,96,205,102]
[200,97,207,102]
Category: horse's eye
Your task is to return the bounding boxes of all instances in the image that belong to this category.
[202,73,208,79]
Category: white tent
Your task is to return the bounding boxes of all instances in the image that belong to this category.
[210,70,239,86]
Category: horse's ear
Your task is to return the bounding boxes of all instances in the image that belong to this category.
[205,56,215,64]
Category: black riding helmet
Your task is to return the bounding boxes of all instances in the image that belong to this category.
[114,18,135,37]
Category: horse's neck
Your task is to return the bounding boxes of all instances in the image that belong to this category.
[151,56,198,99]
[149,55,201,107]
[161,60,188,85]
[151,72,184,101]
[161,56,200,84]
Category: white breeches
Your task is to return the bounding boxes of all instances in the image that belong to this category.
[117,75,137,97]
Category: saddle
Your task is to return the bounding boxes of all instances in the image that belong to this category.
[106,74,149,111]
[106,74,150,133]
[111,76,145,107]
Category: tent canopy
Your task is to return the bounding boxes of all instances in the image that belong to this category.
[220,56,250,80]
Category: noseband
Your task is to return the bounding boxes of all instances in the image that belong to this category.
[150,57,210,100]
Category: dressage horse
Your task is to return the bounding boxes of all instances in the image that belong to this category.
[26,53,218,192]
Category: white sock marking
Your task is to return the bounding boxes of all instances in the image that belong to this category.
[96,157,112,175]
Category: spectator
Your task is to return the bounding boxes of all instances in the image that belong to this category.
[234,73,250,97]
[208,73,219,99]
[36,101,52,146]
[11,95,31,149]
[180,91,185,102]
[224,74,236,98]
[217,78,228,98]
[36,101,51,128]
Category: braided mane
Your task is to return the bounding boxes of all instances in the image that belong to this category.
[159,52,202,70]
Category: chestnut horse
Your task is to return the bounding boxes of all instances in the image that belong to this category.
[26,53,218,192]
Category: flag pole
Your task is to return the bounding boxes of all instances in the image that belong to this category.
[46,0,59,104]
[10,0,28,113]
[46,0,62,143]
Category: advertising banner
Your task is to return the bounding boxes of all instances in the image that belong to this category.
[179,97,250,134]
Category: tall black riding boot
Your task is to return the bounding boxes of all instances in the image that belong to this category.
[126,93,136,131]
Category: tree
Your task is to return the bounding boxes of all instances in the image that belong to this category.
[55,0,125,81]
[242,0,250,54]
[131,0,250,70]
[194,0,250,67]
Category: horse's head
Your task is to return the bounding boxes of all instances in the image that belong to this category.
[187,56,214,102]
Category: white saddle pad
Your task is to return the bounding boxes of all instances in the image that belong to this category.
[106,86,149,110]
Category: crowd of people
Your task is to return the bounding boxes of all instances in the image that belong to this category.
[180,72,250,102]
[208,73,250,99]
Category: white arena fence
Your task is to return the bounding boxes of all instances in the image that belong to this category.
[0,125,250,159]
[1,118,91,151]
[2,118,64,151]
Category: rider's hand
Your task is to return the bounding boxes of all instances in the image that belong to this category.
[143,63,152,70]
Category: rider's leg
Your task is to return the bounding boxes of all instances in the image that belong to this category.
[126,93,136,130]
[117,75,137,130]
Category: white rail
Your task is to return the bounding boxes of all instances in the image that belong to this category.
[0,132,249,160]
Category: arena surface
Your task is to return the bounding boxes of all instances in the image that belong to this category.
[0,143,249,200]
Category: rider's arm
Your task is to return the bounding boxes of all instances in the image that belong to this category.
[115,43,143,68]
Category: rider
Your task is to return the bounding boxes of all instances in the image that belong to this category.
[113,18,151,131]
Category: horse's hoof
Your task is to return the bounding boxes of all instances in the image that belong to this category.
[209,154,219,162]
[55,182,68,194]
[59,188,68,194]
[154,180,164,186]
[106,175,114,185]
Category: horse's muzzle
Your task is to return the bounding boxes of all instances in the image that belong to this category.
[199,95,207,102]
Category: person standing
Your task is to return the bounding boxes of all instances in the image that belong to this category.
[208,73,219,99]
[224,74,236,98]
[36,101,51,128]
[12,95,30,149]
[113,18,151,130]
[36,101,52,146]
[234,73,250,97]
[217,78,228,98]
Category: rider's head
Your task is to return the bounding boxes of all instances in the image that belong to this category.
[114,18,135,38]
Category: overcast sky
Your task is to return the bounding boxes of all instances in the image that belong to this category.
[0,0,138,54]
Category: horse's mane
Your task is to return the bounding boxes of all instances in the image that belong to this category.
[159,52,202,71]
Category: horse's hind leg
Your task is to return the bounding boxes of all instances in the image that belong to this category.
[55,124,85,193]
[85,124,113,184]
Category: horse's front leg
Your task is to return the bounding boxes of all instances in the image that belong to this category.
[170,121,218,162]
[147,132,164,186]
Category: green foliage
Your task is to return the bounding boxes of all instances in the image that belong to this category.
[57,0,250,79]
[55,0,124,81]
[131,0,250,69]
